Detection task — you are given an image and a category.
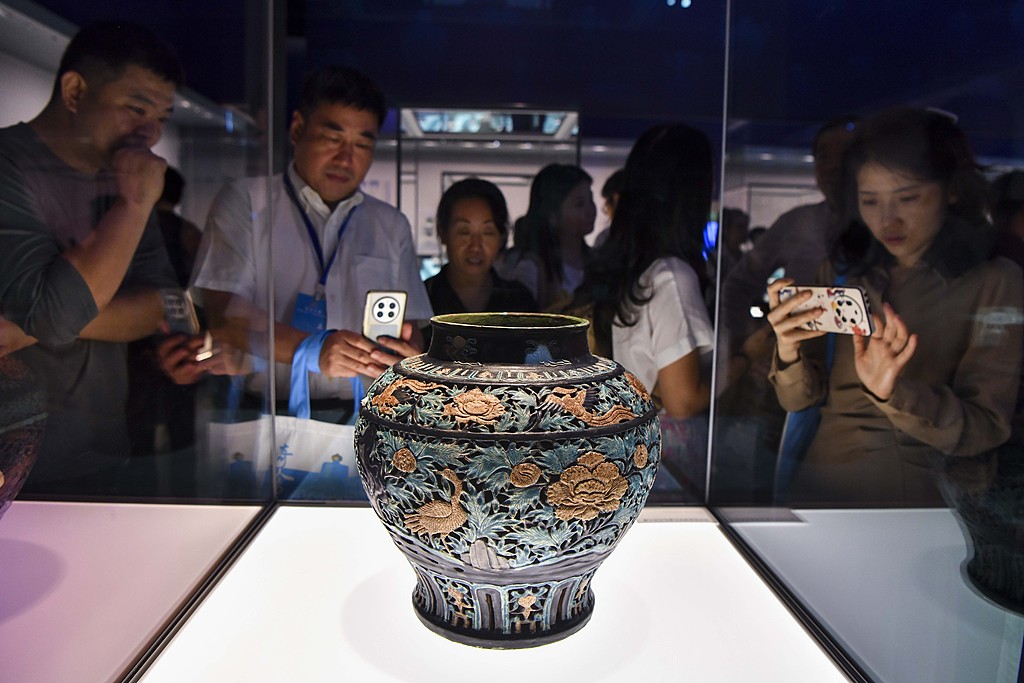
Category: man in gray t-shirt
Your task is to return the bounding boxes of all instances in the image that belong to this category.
[0,22,183,492]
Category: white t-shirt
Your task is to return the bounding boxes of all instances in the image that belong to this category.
[192,165,433,399]
[611,257,714,395]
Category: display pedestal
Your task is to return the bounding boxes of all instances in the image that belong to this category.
[140,506,847,683]
[0,501,260,683]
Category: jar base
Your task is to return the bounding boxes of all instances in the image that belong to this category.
[413,595,594,649]
[407,558,602,649]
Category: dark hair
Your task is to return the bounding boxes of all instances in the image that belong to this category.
[436,178,510,241]
[991,170,1024,234]
[601,169,626,202]
[720,207,749,229]
[833,106,992,277]
[812,115,859,156]
[581,123,713,341]
[161,167,184,206]
[514,164,593,282]
[720,207,750,253]
[55,21,184,94]
[298,65,387,128]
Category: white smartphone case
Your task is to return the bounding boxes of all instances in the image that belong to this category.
[778,285,874,336]
[363,290,407,341]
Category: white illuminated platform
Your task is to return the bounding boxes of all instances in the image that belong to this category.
[0,501,261,683]
[140,506,849,683]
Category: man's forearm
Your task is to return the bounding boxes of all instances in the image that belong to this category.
[62,197,154,312]
[0,316,37,357]
[79,288,164,342]
[273,322,310,364]
[62,146,167,311]
[201,288,308,364]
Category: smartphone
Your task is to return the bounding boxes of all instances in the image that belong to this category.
[161,288,200,336]
[778,284,874,336]
[363,290,407,341]
[195,331,217,362]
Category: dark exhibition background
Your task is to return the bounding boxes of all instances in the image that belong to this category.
[26,0,1024,157]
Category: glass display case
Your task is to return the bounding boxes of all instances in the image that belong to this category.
[1,0,1022,681]
[711,2,1024,681]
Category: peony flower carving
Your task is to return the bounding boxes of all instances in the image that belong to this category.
[509,462,542,488]
[546,452,628,521]
[442,388,505,426]
[392,447,417,473]
[633,444,649,469]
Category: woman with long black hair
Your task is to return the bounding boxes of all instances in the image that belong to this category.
[501,164,596,310]
[574,124,716,496]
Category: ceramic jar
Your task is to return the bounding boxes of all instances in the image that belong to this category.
[942,454,1024,616]
[0,355,46,521]
[355,313,660,648]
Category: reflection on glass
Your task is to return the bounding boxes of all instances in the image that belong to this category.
[0,22,185,497]
[942,444,1024,617]
[715,117,858,505]
[422,177,538,341]
[191,66,433,502]
[769,108,1020,507]
[572,124,715,503]
[503,163,596,311]
[125,170,203,496]
[719,2,1024,679]
[398,107,582,263]
[406,109,574,139]
[0,9,269,503]
[0,354,46,519]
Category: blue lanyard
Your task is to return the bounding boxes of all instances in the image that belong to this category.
[282,172,358,299]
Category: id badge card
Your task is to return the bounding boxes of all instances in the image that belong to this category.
[292,292,327,333]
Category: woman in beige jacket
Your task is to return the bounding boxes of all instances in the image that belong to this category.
[766,107,1023,506]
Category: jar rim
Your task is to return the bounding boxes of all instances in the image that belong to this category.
[430,312,590,331]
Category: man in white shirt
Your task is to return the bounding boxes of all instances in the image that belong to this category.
[191,66,432,417]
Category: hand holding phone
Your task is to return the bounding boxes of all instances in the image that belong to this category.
[363,290,407,342]
[161,288,200,336]
[777,285,874,336]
